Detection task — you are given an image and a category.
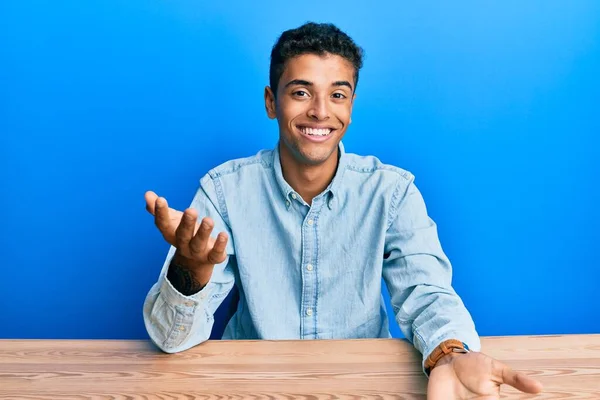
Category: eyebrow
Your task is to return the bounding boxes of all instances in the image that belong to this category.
[284,79,354,92]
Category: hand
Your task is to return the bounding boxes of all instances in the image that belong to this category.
[144,191,229,269]
[427,352,543,399]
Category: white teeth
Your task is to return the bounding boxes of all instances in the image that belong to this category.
[300,127,332,136]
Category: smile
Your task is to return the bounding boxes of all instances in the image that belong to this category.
[297,126,335,142]
[299,127,332,136]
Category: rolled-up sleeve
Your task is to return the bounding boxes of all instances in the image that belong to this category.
[382,176,481,372]
[143,173,236,353]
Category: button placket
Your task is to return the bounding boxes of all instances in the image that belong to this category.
[300,198,323,339]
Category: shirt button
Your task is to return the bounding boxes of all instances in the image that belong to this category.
[306,308,313,316]
[306,264,313,271]
[307,219,314,226]
[291,193,297,200]
[185,301,194,307]
[178,326,186,331]
[285,200,290,207]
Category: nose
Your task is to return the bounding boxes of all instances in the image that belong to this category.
[307,96,330,121]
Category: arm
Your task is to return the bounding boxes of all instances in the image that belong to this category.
[382,177,543,398]
[143,174,235,353]
[167,250,211,295]
[381,177,481,373]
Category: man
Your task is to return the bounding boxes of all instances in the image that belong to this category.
[143,22,543,398]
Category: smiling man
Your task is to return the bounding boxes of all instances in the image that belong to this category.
[143,22,543,398]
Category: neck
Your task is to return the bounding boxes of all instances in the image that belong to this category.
[279,142,339,204]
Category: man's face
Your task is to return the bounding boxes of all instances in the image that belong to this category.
[265,53,355,166]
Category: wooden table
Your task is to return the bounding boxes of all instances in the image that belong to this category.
[1,335,599,399]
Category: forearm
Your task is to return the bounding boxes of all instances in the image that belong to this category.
[384,252,480,357]
[143,249,235,353]
[401,285,480,351]
[394,283,481,374]
[143,277,213,353]
[383,179,481,375]
[166,251,214,296]
[384,255,480,370]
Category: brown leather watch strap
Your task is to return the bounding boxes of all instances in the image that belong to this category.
[424,339,468,373]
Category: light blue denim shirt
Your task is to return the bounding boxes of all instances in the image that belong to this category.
[143,142,481,370]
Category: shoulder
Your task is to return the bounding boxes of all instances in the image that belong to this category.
[200,148,274,184]
[343,151,415,184]
[342,152,419,227]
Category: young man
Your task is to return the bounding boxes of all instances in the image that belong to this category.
[143,22,543,398]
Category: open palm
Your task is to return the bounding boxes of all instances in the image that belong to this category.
[144,191,227,266]
[427,352,543,400]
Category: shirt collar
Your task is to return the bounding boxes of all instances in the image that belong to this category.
[273,141,348,208]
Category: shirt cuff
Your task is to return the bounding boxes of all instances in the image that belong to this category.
[160,274,214,309]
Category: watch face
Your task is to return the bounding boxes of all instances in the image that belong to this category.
[452,347,469,354]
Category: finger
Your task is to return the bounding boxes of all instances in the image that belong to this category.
[154,197,173,238]
[145,191,159,215]
[189,217,214,257]
[498,362,543,394]
[175,208,198,253]
[207,232,228,265]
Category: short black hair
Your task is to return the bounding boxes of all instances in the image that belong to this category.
[269,22,364,96]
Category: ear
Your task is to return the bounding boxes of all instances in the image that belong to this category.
[264,86,277,119]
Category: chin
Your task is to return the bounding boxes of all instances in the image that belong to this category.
[297,147,337,166]
[281,134,340,165]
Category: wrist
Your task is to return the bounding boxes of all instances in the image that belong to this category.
[167,253,212,295]
[172,252,212,285]
[424,339,470,375]
[434,352,461,368]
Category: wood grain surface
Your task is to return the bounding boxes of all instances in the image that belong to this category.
[0,335,598,399]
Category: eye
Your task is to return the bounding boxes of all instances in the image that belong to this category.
[293,90,309,97]
[332,92,347,99]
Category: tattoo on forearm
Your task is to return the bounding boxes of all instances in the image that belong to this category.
[167,263,204,296]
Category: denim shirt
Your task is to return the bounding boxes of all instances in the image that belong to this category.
[143,142,481,370]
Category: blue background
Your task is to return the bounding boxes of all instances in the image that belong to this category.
[1,1,599,340]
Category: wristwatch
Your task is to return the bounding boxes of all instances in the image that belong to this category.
[424,339,470,375]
